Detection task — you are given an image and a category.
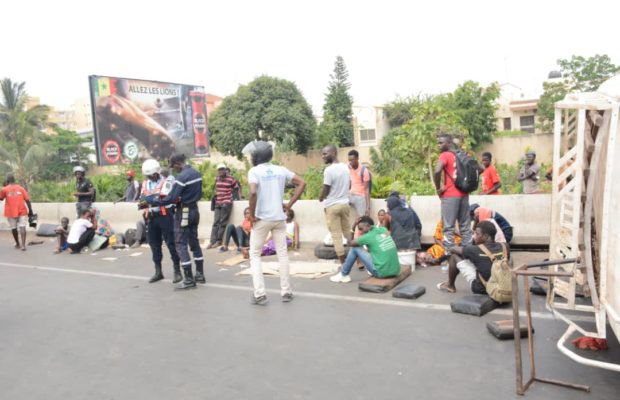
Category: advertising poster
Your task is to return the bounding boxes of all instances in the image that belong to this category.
[89,75,210,165]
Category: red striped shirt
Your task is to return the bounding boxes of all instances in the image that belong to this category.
[215,176,239,204]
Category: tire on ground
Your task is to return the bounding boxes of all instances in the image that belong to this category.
[314,244,349,260]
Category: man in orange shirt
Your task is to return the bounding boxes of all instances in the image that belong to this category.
[479,152,502,195]
[0,174,34,251]
[348,150,371,219]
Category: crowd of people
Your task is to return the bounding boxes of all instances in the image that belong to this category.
[1,133,540,303]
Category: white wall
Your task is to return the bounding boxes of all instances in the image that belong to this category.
[1,194,551,245]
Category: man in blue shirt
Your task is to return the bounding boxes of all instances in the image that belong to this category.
[146,153,204,290]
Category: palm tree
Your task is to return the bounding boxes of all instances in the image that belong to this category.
[0,78,50,186]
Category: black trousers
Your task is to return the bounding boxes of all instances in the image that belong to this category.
[210,203,232,244]
[69,228,95,253]
[147,213,180,266]
[174,205,203,270]
[224,224,250,248]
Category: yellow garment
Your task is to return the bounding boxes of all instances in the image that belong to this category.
[428,221,461,261]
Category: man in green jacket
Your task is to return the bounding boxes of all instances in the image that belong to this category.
[330,216,400,283]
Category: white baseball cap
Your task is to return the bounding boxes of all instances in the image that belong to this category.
[217,163,227,170]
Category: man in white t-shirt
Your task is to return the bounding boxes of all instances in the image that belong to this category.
[319,144,351,264]
[244,141,306,305]
[67,209,97,254]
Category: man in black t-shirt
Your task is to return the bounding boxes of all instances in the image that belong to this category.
[437,220,509,294]
[72,166,95,218]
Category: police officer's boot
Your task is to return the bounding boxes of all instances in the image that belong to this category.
[149,263,164,283]
[194,260,206,284]
[175,265,196,290]
[172,264,183,284]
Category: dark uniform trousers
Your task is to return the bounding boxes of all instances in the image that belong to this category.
[148,212,180,266]
[174,204,204,271]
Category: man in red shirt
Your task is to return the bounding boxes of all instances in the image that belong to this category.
[433,133,473,251]
[0,174,34,251]
[480,152,502,195]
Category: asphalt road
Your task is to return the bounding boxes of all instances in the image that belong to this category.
[0,235,618,400]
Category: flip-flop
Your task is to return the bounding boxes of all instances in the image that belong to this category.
[436,282,456,293]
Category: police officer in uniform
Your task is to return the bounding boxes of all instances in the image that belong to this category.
[146,153,204,290]
[139,159,182,284]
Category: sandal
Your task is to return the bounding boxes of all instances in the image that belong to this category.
[436,282,456,293]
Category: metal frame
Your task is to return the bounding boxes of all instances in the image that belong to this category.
[512,258,591,395]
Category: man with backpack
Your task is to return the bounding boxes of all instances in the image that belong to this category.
[436,220,510,298]
[348,150,371,219]
[433,133,474,251]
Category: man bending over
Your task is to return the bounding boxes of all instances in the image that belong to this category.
[330,216,400,283]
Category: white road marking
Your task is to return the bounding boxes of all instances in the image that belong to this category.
[0,261,595,322]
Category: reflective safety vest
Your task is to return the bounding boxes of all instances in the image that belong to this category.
[141,176,175,216]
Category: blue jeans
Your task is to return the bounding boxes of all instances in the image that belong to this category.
[342,247,379,277]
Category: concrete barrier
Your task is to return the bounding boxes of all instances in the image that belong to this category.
[0,194,551,245]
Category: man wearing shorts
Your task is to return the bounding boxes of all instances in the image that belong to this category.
[437,220,509,294]
[0,174,34,251]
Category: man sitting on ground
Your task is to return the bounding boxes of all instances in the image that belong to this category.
[330,216,400,283]
[67,209,98,254]
[436,220,509,294]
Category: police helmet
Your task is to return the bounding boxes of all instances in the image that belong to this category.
[142,159,161,176]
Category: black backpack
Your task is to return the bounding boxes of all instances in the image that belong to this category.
[448,150,480,193]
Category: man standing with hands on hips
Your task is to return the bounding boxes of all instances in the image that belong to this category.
[146,153,204,290]
[244,141,306,305]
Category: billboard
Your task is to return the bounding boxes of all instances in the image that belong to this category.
[89,75,209,165]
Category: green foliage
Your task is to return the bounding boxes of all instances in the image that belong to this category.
[29,181,74,202]
[383,96,420,128]
[446,81,500,149]
[318,56,354,147]
[39,127,94,180]
[0,78,51,185]
[537,81,568,132]
[298,166,325,200]
[90,174,127,202]
[538,54,620,131]
[369,127,406,175]
[209,75,316,158]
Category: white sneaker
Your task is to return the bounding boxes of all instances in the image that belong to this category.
[329,272,352,283]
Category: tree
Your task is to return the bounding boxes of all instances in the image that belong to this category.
[383,96,420,128]
[0,78,50,186]
[209,75,316,158]
[318,56,354,147]
[39,127,94,180]
[445,80,500,150]
[372,95,465,183]
[538,54,620,131]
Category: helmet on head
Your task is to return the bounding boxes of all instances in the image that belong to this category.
[242,141,273,166]
[73,166,86,174]
[142,159,161,176]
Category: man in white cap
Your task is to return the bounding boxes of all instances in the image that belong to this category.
[206,163,240,249]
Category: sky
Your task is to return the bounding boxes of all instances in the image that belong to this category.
[2,0,620,113]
